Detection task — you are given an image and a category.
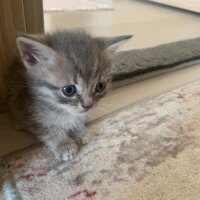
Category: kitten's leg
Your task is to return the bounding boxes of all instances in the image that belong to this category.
[40,126,78,161]
[50,139,78,161]
[72,124,90,145]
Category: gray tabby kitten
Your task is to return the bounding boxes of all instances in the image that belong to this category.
[5,30,132,161]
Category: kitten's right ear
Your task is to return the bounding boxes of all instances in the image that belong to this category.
[16,35,55,69]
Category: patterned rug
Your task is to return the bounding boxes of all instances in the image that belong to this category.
[1,80,200,200]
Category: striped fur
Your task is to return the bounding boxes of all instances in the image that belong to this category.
[5,30,132,161]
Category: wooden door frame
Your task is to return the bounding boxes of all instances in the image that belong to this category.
[0,0,44,112]
[0,0,44,156]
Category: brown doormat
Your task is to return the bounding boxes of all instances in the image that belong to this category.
[1,79,200,200]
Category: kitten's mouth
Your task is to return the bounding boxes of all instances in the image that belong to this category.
[72,107,90,113]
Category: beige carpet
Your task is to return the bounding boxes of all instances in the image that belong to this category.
[109,111,200,200]
[1,80,200,200]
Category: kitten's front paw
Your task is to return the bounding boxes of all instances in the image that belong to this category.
[61,147,77,162]
[76,134,90,145]
[56,144,78,162]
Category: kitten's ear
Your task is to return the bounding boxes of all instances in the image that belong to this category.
[16,35,55,68]
[104,35,133,58]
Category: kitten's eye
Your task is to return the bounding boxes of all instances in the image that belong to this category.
[62,85,76,97]
[95,82,106,93]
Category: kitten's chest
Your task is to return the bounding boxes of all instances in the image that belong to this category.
[37,109,84,129]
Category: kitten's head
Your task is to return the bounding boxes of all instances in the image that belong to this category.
[16,30,132,114]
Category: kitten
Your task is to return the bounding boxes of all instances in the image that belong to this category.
[5,30,132,161]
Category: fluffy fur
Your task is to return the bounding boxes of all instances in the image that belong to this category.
[5,30,132,161]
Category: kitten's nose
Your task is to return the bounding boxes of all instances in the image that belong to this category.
[81,100,94,110]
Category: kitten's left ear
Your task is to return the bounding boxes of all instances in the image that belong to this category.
[103,35,133,58]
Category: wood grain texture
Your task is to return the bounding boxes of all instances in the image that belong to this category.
[11,0,26,32]
[23,0,44,33]
[0,0,44,111]
[0,0,18,110]
[0,0,44,156]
